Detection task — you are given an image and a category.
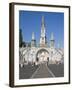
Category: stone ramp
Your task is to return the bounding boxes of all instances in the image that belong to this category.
[31,63,55,78]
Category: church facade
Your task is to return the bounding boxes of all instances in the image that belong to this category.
[19,16,64,67]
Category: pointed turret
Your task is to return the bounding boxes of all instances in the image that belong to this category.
[51,32,54,40]
[32,32,35,40]
[31,32,36,47]
[50,32,55,48]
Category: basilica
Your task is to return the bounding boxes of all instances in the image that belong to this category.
[19,16,64,67]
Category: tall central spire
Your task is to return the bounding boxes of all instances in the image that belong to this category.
[40,16,47,47]
[42,16,45,28]
[41,16,45,37]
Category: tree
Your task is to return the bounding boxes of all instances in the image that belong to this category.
[19,29,23,47]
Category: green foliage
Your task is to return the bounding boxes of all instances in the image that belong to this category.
[19,29,23,47]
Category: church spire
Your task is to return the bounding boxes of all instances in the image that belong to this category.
[50,32,55,48]
[42,16,45,28]
[40,16,47,47]
[50,32,54,40]
[32,32,35,40]
[31,32,36,47]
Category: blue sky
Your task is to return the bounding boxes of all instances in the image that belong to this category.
[19,10,64,48]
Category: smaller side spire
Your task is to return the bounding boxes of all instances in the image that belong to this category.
[31,32,36,47]
[50,32,55,48]
[32,32,35,40]
[50,32,54,40]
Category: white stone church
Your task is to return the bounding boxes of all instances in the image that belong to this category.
[19,16,64,67]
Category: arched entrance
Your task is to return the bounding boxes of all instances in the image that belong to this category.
[36,49,49,64]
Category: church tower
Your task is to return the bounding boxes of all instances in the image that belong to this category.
[31,32,36,47]
[50,32,55,48]
[40,16,47,47]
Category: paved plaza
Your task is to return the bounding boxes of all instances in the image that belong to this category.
[19,63,64,79]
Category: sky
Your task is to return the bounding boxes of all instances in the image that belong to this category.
[19,10,64,48]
